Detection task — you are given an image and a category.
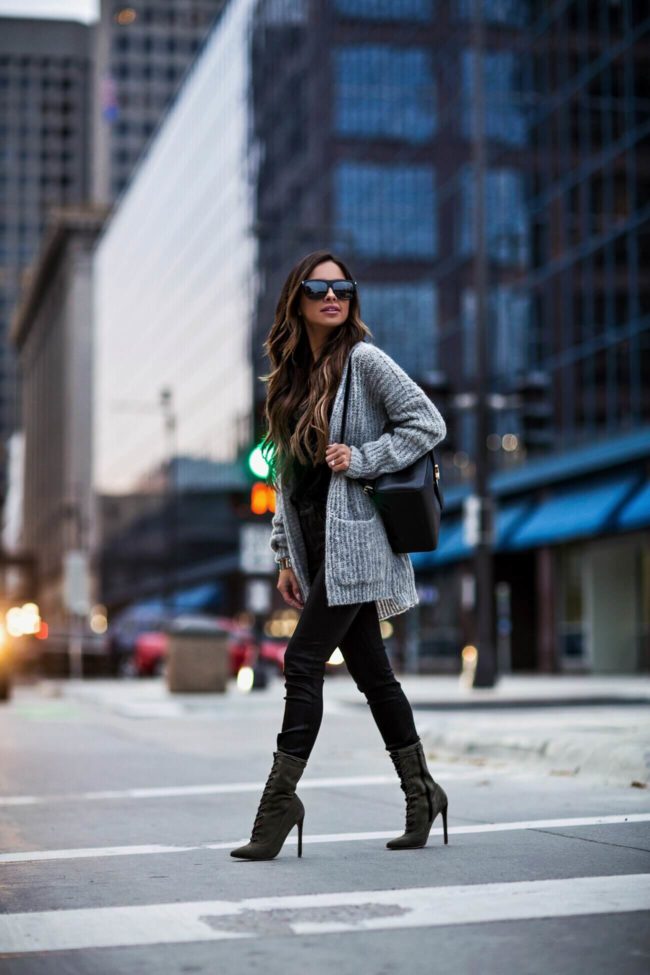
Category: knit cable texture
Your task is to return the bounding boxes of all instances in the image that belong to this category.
[270,340,446,620]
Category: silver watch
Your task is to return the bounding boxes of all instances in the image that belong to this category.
[278,556,292,570]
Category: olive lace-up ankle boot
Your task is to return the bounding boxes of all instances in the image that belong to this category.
[230,750,307,860]
[386,739,448,850]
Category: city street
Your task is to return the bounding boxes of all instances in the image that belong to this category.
[0,675,649,973]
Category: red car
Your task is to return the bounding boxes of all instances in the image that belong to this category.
[132,621,287,680]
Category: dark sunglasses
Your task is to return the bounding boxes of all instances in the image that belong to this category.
[300,279,357,301]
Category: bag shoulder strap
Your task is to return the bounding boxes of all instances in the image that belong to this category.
[338,345,442,503]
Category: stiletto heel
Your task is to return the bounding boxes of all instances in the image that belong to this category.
[441,803,448,845]
[297,816,304,857]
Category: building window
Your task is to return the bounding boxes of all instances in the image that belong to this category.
[454,0,530,26]
[334,46,436,144]
[461,50,526,146]
[334,0,434,20]
[334,161,436,258]
[461,285,530,381]
[360,282,438,376]
[458,165,528,266]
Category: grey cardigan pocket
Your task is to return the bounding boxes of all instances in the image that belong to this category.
[330,512,388,585]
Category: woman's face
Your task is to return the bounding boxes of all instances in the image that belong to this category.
[298,260,351,333]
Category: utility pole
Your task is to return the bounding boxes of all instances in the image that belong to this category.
[470,0,497,687]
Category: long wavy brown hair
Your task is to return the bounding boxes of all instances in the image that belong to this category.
[260,250,372,488]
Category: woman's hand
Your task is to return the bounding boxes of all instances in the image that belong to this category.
[325,442,351,472]
[277,568,304,610]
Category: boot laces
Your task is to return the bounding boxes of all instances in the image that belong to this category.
[405,791,419,831]
[394,761,429,832]
[250,764,279,840]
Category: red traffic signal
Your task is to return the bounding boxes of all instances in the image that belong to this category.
[250,481,276,515]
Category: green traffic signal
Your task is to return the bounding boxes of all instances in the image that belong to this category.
[247,443,269,479]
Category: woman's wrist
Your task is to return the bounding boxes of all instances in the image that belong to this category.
[277,556,292,570]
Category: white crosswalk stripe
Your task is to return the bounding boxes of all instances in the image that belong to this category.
[1,813,648,865]
[0,768,512,807]
[1,874,648,953]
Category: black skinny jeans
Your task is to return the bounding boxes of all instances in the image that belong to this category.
[276,498,420,760]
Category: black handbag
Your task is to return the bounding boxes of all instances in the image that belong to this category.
[339,358,444,554]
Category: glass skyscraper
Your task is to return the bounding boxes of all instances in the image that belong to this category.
[248,0,649,673]
[0,17,94,496]
[250,0,648,473]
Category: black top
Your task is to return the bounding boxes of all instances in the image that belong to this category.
[288,399,334,508]
[289,456,332,507]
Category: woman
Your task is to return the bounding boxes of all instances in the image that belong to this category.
[231,250,448,861]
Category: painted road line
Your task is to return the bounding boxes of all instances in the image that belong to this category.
[1,813,648,865]
[1,874,648,953]
[0,769,512,807]
[0,776,398,806]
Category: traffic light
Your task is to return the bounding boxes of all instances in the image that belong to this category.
[247,442,270,479]
[250,481,276,515]
[514,371,553,452]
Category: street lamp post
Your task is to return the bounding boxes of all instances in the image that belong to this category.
[470,0,497,687]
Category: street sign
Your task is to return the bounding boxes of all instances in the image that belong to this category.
[240,523,276,575]
[63,550,90,615]
[245,578,272,614]
[462,495,495,547]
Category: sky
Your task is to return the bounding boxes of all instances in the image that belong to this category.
[0,0,98,22]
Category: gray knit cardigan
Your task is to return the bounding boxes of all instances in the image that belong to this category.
[269,340,447,620]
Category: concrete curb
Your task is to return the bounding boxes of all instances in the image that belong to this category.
[421,728,650,787]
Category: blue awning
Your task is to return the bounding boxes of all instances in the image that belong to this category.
[508,474,640,549]
[410,500,532,569]
[617,481,650,531]
[410,521,466,568]
[172,581,223,611]
[495,501,532,549]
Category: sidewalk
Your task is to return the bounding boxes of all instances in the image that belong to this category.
[34,673,650,787]
[367,675,650,788]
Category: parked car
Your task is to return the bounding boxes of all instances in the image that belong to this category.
[227,626,287,679]
[128,618,288,681]
[134,630,169,677]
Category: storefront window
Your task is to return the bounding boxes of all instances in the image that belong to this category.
[559,546,585,662]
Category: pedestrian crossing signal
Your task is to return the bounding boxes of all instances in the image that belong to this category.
[250,481,276,515]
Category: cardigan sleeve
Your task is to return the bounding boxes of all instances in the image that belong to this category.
[269,475,290,563]
[344,347,447,481]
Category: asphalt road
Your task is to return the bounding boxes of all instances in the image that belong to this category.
[0,677,649,974]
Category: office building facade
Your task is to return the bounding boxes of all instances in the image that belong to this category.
[0,17,94,494]
[92,0,228,204]
[10,207,108,639]
[92,0,257,612]
[93,0,256,495]
[248,0,649,672]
